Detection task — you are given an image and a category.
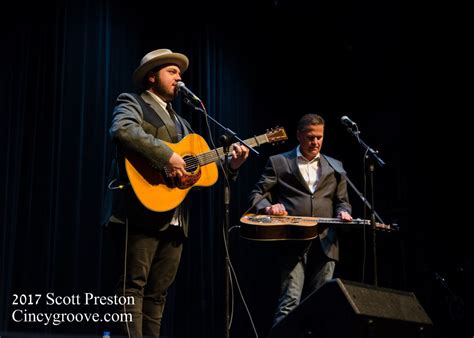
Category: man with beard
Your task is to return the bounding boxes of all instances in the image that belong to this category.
[105,49,248,337]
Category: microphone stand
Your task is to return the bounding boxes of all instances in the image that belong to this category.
[184,98,258,338]
[345,124,385,286]
[183,98,258,156]
[220,133,232,338]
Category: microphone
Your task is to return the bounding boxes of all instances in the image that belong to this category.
[176,81,202,103]
[341,115,358,129]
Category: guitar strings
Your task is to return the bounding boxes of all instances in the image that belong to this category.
[170,135,269,171]
[176,135,271,169]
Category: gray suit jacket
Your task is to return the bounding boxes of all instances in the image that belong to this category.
[249,148,351,260]
[104,91,192,235]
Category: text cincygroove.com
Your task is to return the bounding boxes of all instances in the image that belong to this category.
[12,311,132,326]
[11,293,134,326]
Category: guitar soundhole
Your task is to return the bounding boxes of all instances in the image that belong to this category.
[172,155,202,189]
[184,155,199,173]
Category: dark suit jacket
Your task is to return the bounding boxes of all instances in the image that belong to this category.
[249,148,351,260]
[104,91,192,236]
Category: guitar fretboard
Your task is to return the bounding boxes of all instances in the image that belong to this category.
[315,217,395,231]
[316,217,371,225]
[244,215,396,232]
[196,134,269,165]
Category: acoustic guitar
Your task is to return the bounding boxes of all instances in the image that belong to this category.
[239,213,397,241]
[125,127,287,212]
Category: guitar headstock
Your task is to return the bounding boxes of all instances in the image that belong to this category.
[266,127,288,144]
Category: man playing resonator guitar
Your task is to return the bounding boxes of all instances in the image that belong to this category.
[249,113,353,327]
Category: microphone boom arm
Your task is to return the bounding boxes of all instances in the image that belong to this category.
[182,98,259,155]
[356,136,385,167]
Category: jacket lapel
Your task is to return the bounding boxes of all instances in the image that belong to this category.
[287,149,313,194]
[141,92,178,141]
[315,155,335,194]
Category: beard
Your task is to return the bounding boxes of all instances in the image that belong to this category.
[151,81,176,102]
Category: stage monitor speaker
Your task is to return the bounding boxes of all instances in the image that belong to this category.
[268,278,432,338]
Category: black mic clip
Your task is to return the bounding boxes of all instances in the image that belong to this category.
[219,131,237,150]
[341,115,360,136]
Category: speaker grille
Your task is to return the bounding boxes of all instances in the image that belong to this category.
[340,280,432,324]
[269,278,433,338]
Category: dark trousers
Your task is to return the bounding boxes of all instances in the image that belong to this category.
[273,240,336,326]
[110,222,184,338]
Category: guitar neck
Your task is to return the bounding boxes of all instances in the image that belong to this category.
[196,134,269,165]
[315,217,394,231]
[316,217,371,225]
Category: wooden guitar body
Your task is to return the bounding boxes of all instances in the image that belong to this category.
[240,213,397,241]
[125,128,288,212]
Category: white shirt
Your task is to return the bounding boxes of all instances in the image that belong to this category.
[296,146,321,193]
[146,90,181,226]
[147,90,171,118]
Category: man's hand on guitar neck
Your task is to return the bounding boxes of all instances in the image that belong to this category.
[166,152,186,178]
[230,144,250,171]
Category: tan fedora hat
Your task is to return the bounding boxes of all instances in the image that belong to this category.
[132,48,189,88]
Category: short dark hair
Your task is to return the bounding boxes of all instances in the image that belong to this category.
[297,114,325,132]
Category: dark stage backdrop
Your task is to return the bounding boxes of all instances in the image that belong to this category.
[1,1,471,338]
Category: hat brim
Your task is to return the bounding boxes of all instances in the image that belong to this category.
[132,53,189,89]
